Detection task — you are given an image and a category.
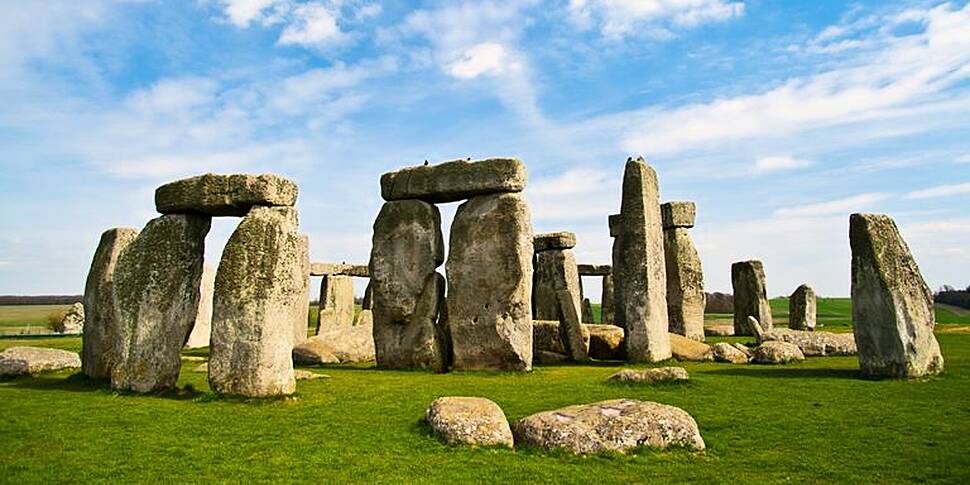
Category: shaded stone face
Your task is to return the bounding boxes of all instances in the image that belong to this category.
[316,275,355,333]
[82,227,138,381]
[533,232,577,251]
[615,158,671,362]
[532,248,581,322]
[447,192,533,371]
[380,158,526,204]
[370,200,449,371]
[661,201,696,229]
[184,264,215,349]
[731,260,773,336]
[600,274,615,325]
[850,213,943,378]
[208,206,308,397]
[111,214,210,393]
[532,320,590,357]
[788,284,817,331]
[309,263,369,277]
[664,226,705,341]
[581,298,594,324]
[577,264,611,276]
[155,173,298,217]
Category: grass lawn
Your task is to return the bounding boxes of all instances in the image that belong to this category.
[0,304,72,335]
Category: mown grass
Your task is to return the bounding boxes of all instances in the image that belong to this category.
[0,304,72,334]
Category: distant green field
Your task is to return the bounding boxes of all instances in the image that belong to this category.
[0,305,72,334]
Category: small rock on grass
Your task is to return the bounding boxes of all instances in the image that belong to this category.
[753,341,805,364]
[425,397,514,448]
[606,367,689,384]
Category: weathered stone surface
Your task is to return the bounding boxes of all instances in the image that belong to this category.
[532,320,590,356]
[294,369,328,380]
[608,214,622,238]
[111,214,210,392]
[0,347,81,377]
[577,264,611,276]
[606,367,689,384]
[581,298,594,323]
[789,284,816,331]
[535,350,570,365]
[155,173,297,216]
[426,397,514,448]
[732,260,773,335]
[309,262,369,277]
[610,216,625,329]
[711,343,749,363]
[753,341,805,364]
[661,201,696,229]
[761,328,856,356]
[448,193,533,371]
[209,206,308,397]
[60,302,85,333]
[533,232,576,251]
[82,227,138,380]
[664,225,705,341]
[733,343,754,358]
[669,333,713,361]
[850,213,944,378]
[316,275,355,333]
[381,158,526,203]
[585,324,624,360]
[705,324,734,336]
[601,275,615,325]
[614,158,671,362]
[513,399,705,454]
[292,339,340,365]
[370,200,448,371]
[185,264,215,349]
[532,245,587,361]
[316,320,376,363]
[557,289,590,361]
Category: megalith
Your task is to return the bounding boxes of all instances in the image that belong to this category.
[316,275,355,332]
[381,157,526,203]
[850,213,943,378]
[82,227,139,380]
[614,158,671,362]
[601,274,615,325]
[448,192,534,371]
[661,201,705,341]
[110,214,210,392]
[788,284,816,331]
[370,200,449,371]
[732,260,773,336]
[184,264,215,349]
[209,206,309,397]
[532,232,588,361]
[581,299,594,324]
[155,173,298,217]
[608,214,623,328]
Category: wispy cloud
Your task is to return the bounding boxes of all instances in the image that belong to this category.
[568,0,745,39]
[904,182,970,200]
[774,193,891,217]
[753,156,814,173]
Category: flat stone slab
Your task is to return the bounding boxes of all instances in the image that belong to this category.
[0,347,81,377]
[381,158,526,203]
[753,341,805,364]
[711,343,749,363]
[761,329,857,356]
[577,264,612,276]
[292,339,340,365]
[155,173,298,217]
[606,367,689,384]
[309,263,369,277]
[533,232,576,251]
[425,397,514,448]
[513,399,705,454]
[704,325,734,336]
[670,333,713,361]
[661,201,696,229]
[294,370,329,380]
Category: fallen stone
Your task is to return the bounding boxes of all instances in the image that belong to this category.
[711,343,749,364]
[789,284,817,331]
[82,227,139,380]
[534,350,570,365]
[292,339,341,365]
[577,264,611,276]
[850,213,944,378]
[317,275,355,332]
[294,369,328,380]
[155,173,298,216]
[606,367,689,384]
[661,201,696,229]
[316,316,377,363]
[585,324,625,360]
[184,264,215,349]
[704,325,734,337]
[732,343,754,358]
[761,329,856,356]
[381,158,526,203]
[425,397,514,448]
[533,232,577,251]
[513,399,705,454]
[669,333,713,361]
[732,260,773,335]
[0,347,81,377]
[532,320,590,356]
[753,341,805,364]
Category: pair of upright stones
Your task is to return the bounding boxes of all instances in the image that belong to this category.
[732,260,815,333]
[370,158,533,371]
[82,174,309,396]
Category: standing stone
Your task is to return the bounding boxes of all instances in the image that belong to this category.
[448,193,533,371]
[732,260,773,336]
[209,206,308,397]
[614,158,671,362]
[60,302,85,334]
[581,298,594,323]
[601,275,615,325]
[111,215,210,392]
[789,284,817,331]
[532,232,587,361]
[850,213,943,378]
[184,264,215,348]
[316,275,355,333]
[370,200,449,371]
[608,214,624,329]
[661,202,705,341]
[82,227,138,380]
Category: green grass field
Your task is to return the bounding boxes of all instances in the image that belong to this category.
[0,304,72,334]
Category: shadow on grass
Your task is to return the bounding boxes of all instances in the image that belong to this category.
[701,366,860,380]
[3,372,208,400]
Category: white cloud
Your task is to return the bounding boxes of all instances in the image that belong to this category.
[569,0,745,39]
[447,42,514,79]
[530,168,613,196]
[277,2,343,47]
[219,0,280,27]
[218,0,376,48]
[753,156,814,173]
[904,182,970,200]
[773,193,891,217]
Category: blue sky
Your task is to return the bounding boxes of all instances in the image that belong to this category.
[0,0,968,298]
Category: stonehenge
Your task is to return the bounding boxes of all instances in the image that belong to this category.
[788,284,816,331]
[850,213,943,378]
[661,201,705,341]
[577,264,613,325]
[184,265,215,349]
[532,232,588,361]
[732,260,773,336]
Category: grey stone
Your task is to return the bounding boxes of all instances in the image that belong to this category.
[711,342,749,363]
[60,302,85,334]
[111,214,210,393]
[732,343,754,358]
[761,328,857,356]
[184,264,215,349]
[608,214,622,238]
[209,206,308,397]
[0,347,81,377]
[533,231,576,251]
[664,223,705,341]
[531,245,588,361]
[292,339,340,365]
[601,275,615,325]
[850,213,944,378]
[82,227,138,380]
[381,158,526,203]
[704,324,734,337]
[661,201,696,229]
[669,333,713,361]
[614,157,671,362]
[606,367,689,384]
[556,289,590,361]
[581,298,594,323]
[532,320,590,357]
[294,369,328,380]
[789,284,816,331]
[448,193,533,371]
[534,350,570,365]
[585,324,624,360]
[577,264,611,276]
[309,262,369,277]
[370,200,449,371]
[316,275,355,333]
[426,397,514,448]
[753,341,805,364]
[513,399,705,455]
[314,321,376,363]
[155,173,298,217]
[732,260,773,335]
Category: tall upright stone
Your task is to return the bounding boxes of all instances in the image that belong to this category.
[661,201,705,341]
[609,214,625,329]
[448,193,534,371]
[788,284,816,331]
[581,299,594,324]
[732,260,772,336]
[532,232,588,361]
[370,200,449,371]
[111,214,210,392]
[209,206,308,397]
[614,158,671,362]
[601,274,615,325]
[82,227,139,380]
[850,213,943,378]
[184,264,215,349]
[316,275,355,333]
